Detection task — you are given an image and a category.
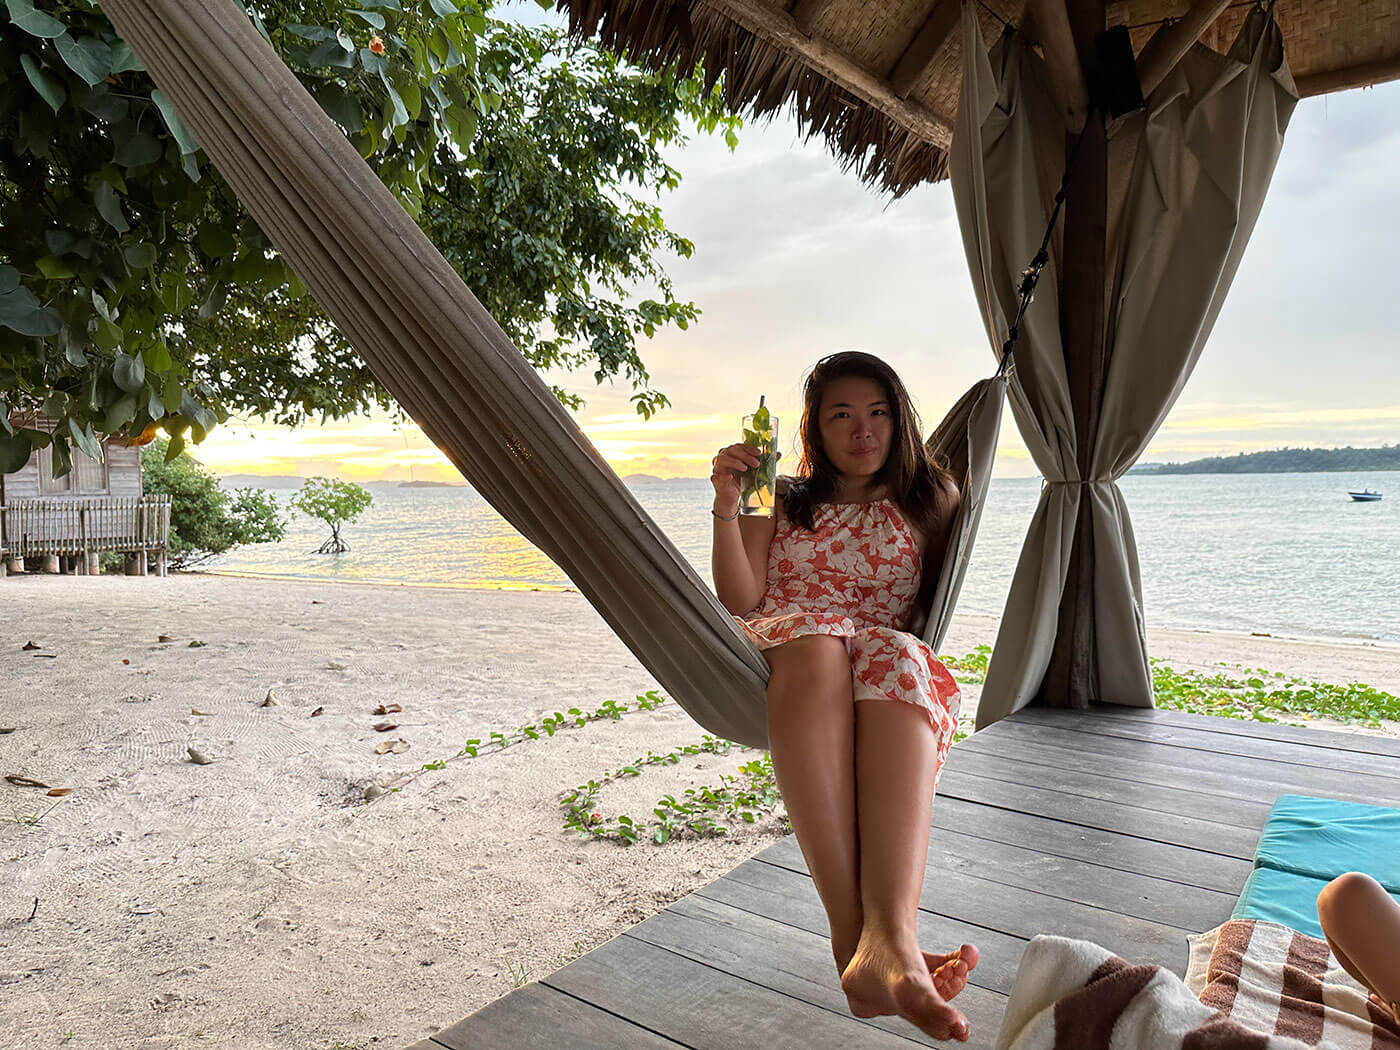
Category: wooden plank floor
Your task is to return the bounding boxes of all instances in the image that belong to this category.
[407,705,1400,1050]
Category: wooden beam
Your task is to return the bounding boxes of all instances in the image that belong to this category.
[1028,0,1090,132]
[700,0,954,148]
[790,0,841,36]
[1038,0,1109,712]
[889,0,960,100]
[1297,54,1400,98]
[1135,0,1230,98]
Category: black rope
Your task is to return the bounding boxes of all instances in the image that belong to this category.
[995,107,1096,378]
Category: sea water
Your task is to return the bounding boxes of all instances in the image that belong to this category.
[207,472,1399,645]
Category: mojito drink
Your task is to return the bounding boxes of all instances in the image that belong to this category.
[740,396,779,516]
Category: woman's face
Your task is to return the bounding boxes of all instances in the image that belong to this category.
[817,375,895,484]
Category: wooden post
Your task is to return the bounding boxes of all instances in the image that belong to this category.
[1037,0,1109,710]
[78,505,89,575]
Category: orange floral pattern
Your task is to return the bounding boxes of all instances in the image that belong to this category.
[737,498,961,784]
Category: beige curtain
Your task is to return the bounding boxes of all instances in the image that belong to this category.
[952,1,1297,729]
[99,0,1003,749]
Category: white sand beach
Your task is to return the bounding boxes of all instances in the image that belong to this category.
[1,573,1397,1050]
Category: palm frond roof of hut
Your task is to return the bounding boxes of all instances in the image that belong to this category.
[556,0,1400,196]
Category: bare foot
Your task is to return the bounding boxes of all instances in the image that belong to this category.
[926,943,979,1002]
[840,930,970,1042]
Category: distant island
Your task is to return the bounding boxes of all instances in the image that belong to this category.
[1133,445,1400,475]
[398,479,464,488]
[622,473,665,485]
[218,473,305,490]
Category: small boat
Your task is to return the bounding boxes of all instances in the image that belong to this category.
[1348,489,1383,502]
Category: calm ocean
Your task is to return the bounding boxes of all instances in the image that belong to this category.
[208,473,1399,645]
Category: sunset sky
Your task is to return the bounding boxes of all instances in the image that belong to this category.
[191,3,1400,483]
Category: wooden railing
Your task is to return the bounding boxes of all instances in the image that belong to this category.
[0,495,171,576]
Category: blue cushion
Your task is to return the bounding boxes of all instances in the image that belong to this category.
[1231,866,1333,939]
[1254,794,1400,893]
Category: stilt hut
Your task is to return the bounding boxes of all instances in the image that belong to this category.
[1,415,170,577]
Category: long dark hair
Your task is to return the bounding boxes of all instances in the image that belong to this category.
[784,351,961,583]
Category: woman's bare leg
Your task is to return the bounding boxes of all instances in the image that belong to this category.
[764,635,863,970]
[840,699,974,1042]
[1318,872,1400,1012]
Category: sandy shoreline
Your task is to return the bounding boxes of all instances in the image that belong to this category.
[1,573,1397,1050]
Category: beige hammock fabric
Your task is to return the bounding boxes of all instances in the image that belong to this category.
[99,0,1004,750]
[951,2,1298,729]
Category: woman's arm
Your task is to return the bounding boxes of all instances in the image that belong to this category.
[713,512,777,616]
[710,448,781,615]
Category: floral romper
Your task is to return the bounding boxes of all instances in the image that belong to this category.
[737,497,962,785]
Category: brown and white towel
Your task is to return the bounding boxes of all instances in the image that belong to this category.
[1186,920,1400,1050]
[996,927,1400,1050]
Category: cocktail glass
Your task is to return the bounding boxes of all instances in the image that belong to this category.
[740,396,779,516]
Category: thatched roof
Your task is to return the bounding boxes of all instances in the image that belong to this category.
[557,1,1400,195]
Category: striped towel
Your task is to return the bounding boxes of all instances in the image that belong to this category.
[1186,920,1400,1049]
[996,929,1399,1050]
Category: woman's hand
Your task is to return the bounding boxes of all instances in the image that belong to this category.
[710,443,759,516]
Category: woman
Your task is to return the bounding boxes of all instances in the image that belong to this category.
[709,351,977,1042]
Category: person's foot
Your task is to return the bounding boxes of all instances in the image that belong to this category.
[925,943,979,1002]
[840,929,970,1042]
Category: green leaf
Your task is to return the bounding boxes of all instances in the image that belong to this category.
[159,272,193,314]
[36,255,75,280]
[90,289,114,322]
[428,0,459,16]
[284,23,337,43]
[197,281,228,319]
[380,73,408,127]
[142,341,172,372]
[92,317,123,351]
[197,224,236,259]
[306,39,355,68]
[19,53,65,113]
[0,432,33,474]
[113,350,145,393]
[124,242,158,269]
[113,130,162,168]
[53,32,114,87]
[94,181,129,233]
[151,90,199,155]
[350,9,385,29]
[0,283,61,337]
[5,0,65,38]
[359,47,387,76]
[103,394,137,432]
[0,266,19,295]
[107,41,143,74]
[162,373,183,413]
[63,342,87,367]
[311,82,363,132]
[164,432,185,462]
[68,418,103,461]
[50,432,73,478]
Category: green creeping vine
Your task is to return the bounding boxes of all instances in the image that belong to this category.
[406,649,1395,843]
[560,739,781,846]
[1150,660,1400,728]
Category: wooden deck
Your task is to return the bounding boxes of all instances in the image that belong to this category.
[408,705,1400,1050]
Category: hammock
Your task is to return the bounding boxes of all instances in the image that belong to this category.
[99,0,1005,750]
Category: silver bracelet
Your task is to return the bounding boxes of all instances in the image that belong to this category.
[711,507,740,522]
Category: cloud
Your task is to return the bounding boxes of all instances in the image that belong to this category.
[193,19,1400,486]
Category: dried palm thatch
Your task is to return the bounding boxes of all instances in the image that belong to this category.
[557,0,1400,196]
